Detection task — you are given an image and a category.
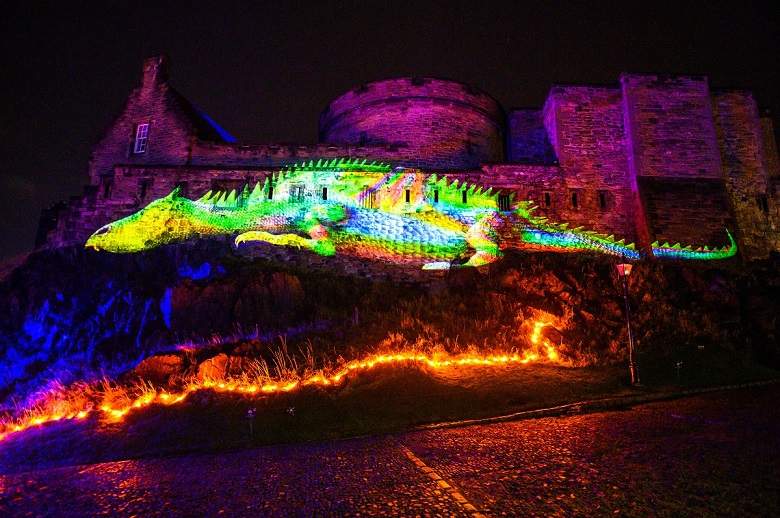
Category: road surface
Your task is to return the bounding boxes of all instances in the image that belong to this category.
[2,385,778,516]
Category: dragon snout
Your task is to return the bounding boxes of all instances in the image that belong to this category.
[85,224,112,250]
[94,224,111,235]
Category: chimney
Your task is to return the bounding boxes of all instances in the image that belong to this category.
[141,55,171,87]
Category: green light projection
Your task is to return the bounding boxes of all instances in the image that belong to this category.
[86,159,737,267]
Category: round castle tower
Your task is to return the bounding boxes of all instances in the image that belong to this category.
[319,77,506,169]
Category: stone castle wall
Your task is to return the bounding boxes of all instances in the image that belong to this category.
[319,77,505,169]
[38,56,780,260]
[187,141,456,169]
[621,74,737,251]
[713,90,779,255]
[49,165,278,247]
[621,74,723,180]
[506,109,555,164]
[543,85,637,243]
[88,56,194,186]
[760,116,779,179]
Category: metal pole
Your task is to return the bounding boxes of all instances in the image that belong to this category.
[622,273,640,385]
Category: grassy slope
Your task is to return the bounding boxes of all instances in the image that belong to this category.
[1,246,779,474]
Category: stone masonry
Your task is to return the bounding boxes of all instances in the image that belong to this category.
[38,55,780,260]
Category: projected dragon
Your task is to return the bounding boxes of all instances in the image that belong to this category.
[86,159,736,267]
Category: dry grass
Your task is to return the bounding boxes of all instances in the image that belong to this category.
[0,336,777,476]
[0,324,564,443]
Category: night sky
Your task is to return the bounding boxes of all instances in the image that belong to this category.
[1,1,778,262]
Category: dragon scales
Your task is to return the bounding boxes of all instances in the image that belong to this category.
[86,159,737,268]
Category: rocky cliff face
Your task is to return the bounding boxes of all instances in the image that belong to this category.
[1,241,778,411]
[0,241,314,409]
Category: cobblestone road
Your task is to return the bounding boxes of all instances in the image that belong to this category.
[2,385,778,517]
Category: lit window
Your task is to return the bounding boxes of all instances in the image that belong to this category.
[362,191,376,209]
[134,123,149,154]
[290,185,305,202]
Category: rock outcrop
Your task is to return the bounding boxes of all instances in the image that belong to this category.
[1,239,778,410]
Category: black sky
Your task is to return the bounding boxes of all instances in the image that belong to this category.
[1,1,778,262]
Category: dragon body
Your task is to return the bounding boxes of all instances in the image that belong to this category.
[86,159,737,267]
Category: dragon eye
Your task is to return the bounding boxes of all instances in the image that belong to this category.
[95,225,111,235]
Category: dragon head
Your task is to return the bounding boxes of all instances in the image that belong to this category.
[86,187,198,253]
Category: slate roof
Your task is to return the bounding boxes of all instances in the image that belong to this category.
[169,87,237,143]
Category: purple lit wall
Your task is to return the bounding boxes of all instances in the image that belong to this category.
[319,78,505,170]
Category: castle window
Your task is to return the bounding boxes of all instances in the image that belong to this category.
[359,131,367,147]
[133,123,149,154]
[570,190,579,210]
[101,177,113,199]
[174,181,189,199]
[433,190,439,203]
[541,192,552,208]
[498,194,511,212]
[268,183,274,200]
[322,187,328,201]
[290,185,305,202]
[597,190,609,210]
[757,195,769,213]
[405,189,411,203]
[462,190,468,204]
[139,178,153,199]
[362,191,376,209]
[466,139,474,156]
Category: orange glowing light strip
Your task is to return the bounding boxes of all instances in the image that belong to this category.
[0,340,560,442]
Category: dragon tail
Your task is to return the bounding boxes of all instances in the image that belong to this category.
[651,230,737,260]
[509,205,641,259]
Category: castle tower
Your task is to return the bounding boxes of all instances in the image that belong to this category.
[620,74,734,254]
[319,77,506,170]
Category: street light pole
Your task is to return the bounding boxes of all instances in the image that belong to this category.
[616,259,640,386]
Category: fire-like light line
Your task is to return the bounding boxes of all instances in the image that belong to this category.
[0,324,560,442]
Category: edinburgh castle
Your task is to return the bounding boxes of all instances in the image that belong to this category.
[38,55,779,260]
